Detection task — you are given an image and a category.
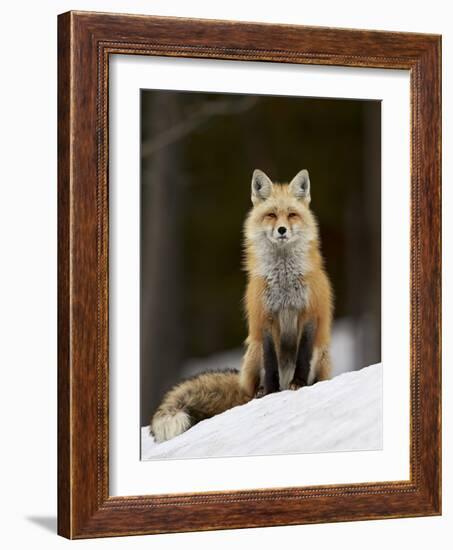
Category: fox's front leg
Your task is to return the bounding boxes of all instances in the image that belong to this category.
[290,322,314,390]
[263,331,280,395]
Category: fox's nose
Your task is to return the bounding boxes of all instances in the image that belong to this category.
[278,226,287,235]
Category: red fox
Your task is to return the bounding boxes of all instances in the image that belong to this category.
[240,169,333,397]
[150,169,333,443]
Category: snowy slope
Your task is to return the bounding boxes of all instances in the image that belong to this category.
[141,363,382,460]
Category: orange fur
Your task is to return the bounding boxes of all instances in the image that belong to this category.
[240,171,333,396]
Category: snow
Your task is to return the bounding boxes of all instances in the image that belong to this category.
[141,363,383,460]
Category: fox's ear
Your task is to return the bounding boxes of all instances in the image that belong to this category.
[251,169,273,205]
[289,169,310,203]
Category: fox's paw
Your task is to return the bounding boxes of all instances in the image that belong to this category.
[289,380,305,391]
[255,386,266,398]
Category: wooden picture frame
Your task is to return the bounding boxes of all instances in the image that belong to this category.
[58,10,441,539]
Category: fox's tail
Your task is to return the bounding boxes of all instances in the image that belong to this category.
[150,369,251,443]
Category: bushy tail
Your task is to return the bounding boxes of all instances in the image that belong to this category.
[150,369,250,443]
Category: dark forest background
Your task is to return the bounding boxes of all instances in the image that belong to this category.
[140,90,381,426]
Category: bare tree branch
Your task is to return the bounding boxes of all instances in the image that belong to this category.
[141,96,259,158]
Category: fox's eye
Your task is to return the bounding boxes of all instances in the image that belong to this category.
[267,213,277,219]
[288,212,298,219]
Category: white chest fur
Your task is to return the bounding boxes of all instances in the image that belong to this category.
[263,256,308,313]
[255,242,310,314]
[253,239,313,391]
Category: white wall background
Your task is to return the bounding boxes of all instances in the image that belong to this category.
[0,0,449,547]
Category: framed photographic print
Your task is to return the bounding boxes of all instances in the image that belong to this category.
[58,11,441,539]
